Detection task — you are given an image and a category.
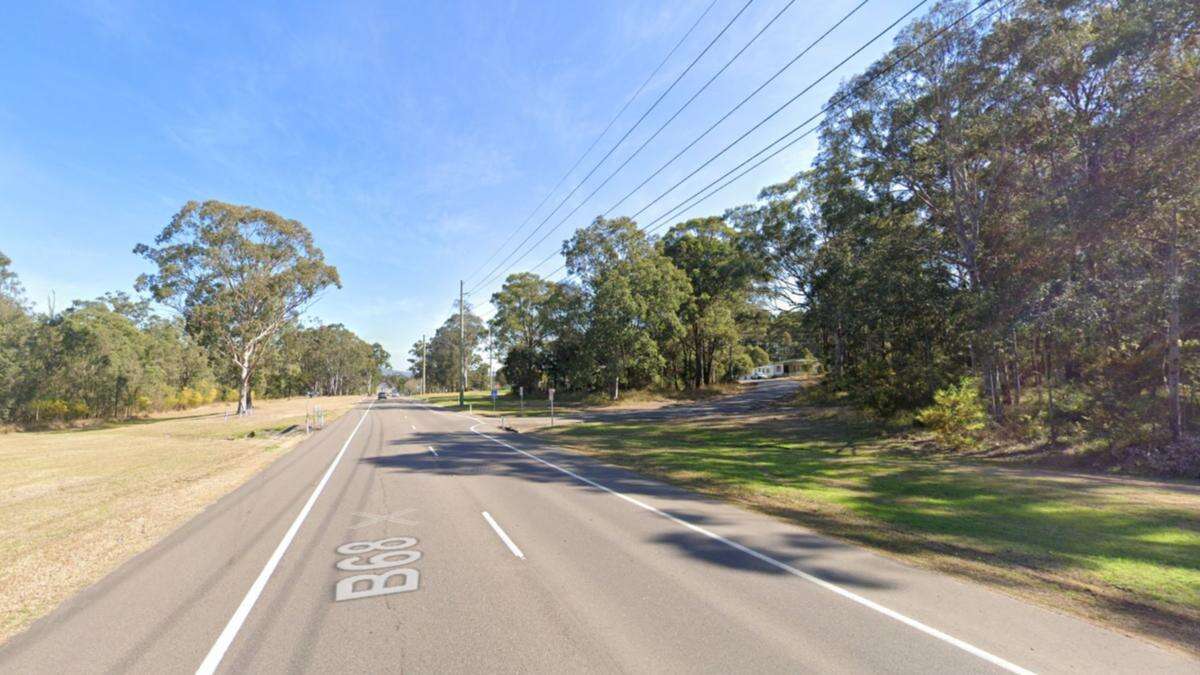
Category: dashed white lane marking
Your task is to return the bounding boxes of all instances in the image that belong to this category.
[466,421,1033,675]
[410,423,416,431]
[482,511,525,560]
[197,401,376,675]
[428,446,438,457]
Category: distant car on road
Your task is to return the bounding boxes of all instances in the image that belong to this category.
[377,392,387,400]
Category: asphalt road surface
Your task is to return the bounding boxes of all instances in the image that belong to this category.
[578,378,802,423]
[2,399,1194,674]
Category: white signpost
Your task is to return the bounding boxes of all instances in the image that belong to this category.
[548,388,555,426]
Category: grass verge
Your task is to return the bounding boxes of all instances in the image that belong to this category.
[537,407,1200,655]
[414,385,740,417]
[0,395,362,643]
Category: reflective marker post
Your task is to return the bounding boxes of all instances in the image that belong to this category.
[548,388,555,427]
[519,386,524,417]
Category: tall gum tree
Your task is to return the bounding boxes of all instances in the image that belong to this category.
[135,201,340,413]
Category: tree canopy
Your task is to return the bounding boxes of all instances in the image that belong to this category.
[134,200,341,412]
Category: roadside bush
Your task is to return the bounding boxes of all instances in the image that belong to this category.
[917,377,987,450]
[26,399,69,423]
[67,401,89,419]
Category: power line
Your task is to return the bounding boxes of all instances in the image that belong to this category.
[512,0,926,281]
[634,0,1014,236]
[534,0,1011,283]
[467,0,758,296]
[470,0,811,295]
[604,0,872,218]
[462,0,721,285]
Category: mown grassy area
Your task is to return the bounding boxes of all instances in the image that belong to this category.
[538,408,1200,653]
[414,385,740,417]
[0,395,363,643]
[415,390,560,417]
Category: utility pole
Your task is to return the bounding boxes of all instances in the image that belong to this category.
[421,333,427,396]
[488,323,494,386]
[459,280,466,407]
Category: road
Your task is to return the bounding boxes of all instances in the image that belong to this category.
[577,378,802,423]
[1,398,1193,674]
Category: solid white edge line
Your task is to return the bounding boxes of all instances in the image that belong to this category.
[196,400,375,675]
[481,511,526,559]
[465,421,1034,675]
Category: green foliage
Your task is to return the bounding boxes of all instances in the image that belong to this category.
[662,217,762,387]
[0,247,377,425]
[565,217,691,396]
[917,378,988,451]
[746,345,770,367]
[135,200,340,412]
[739,0,1198,448]
[408,302,485,393]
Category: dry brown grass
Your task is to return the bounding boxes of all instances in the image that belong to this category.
[0,395,363,643]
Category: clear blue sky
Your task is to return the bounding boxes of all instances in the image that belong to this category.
[0,0,920,368]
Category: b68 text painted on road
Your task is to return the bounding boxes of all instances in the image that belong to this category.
[334,537,421,602]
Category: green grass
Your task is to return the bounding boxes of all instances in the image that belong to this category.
[414,385,740,417]
[539,411,1200,652]
[415,390,562,417]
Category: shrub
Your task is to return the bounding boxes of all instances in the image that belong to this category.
[917,377,987,450]
[67,401,90,419]
[27,399,69,423]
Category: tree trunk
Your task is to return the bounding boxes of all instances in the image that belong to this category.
[237,358,252,414]
[834,315,845,379]
[1045,337,1057,444]
[613,375,620,401]
[1166,207,1183,442]
[1012,330,1022,407]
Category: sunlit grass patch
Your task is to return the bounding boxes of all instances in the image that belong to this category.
[541,414,1200,652]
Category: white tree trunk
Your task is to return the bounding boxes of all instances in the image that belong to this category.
[238,361,252,414]
[237,347,254,414]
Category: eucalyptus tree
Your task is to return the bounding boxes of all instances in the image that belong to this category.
[410,304,484,392]
[135,200,340,413]
[661,216,761,387]
[489,272,553,392]
[0,252,32,420]
[563,217,690,398]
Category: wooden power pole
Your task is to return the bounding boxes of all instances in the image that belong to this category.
[459,280,466,407]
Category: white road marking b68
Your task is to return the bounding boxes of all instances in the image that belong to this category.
[334,537,421,602]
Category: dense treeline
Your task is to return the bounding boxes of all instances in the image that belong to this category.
[411,216,780,397]
[0,204,389,426]
[406,305,489,393]
[758,0,1198,451]
[415,0,1196,462]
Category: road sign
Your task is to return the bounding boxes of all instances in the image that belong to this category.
[548,388,555,401]
[490,388,498,400]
